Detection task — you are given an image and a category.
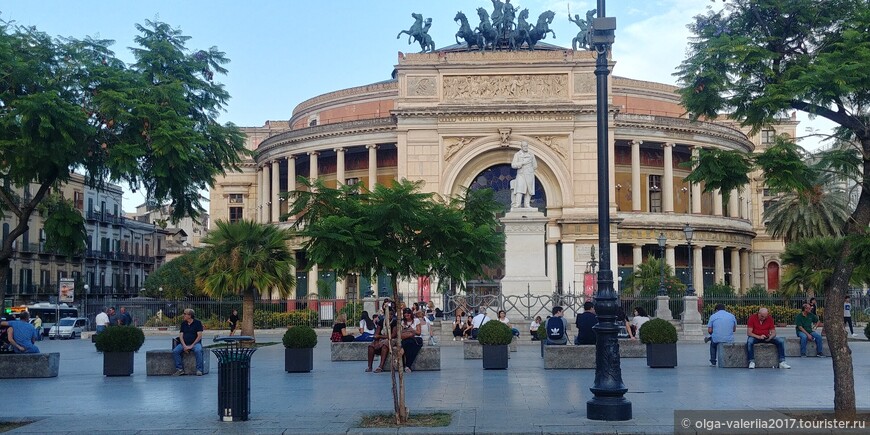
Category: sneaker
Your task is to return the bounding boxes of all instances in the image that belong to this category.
[801,354,807,358]
[779,362,791,369]
[172,369,185,376]
[748,361,755,369]
[851,333,857,337]
[710,361,716,367]
[817,354,825,358]
[196,370,203,376]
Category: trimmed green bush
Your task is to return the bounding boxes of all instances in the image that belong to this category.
[639,318,678,344]
[253,309,319,328]
[477,320,513,345]
[283,325,318,348]
[95,326,146,352]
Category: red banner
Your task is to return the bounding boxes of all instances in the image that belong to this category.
[584,273,596,297]
[418,276,431,302]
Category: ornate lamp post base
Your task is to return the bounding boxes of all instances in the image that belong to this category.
[587,396,633,421]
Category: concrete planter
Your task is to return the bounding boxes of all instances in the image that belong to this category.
[482,344,509,370]
[103,351,134,376]
[645,343,677,368]
[285,348,314,373]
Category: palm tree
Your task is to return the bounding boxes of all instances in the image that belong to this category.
[196,220,296,338]
[780,237,870,298]
[623,255,686,297]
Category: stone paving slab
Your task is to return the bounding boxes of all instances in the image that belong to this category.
[1,332,867,434]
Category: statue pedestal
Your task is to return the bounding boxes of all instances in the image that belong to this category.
[363,297,377,316]
[655,295,672,320]
[500,209,552,318]
[680,295,704,342]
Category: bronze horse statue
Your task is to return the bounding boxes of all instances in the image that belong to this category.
[397,13,424,44]
[510,8,532,50]
[528,10,556,50]
[476,8,498,50]
[398,13,435,53]
[454,11,482,51]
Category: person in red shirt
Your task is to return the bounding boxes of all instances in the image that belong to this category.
[746,307,789,369]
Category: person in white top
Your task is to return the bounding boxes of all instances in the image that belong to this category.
[415,311,437,345]
[497,310,521,337]
[529,315,542,341]
[95,307,110,334]
[628,307,650,340]
[470,307,491,339]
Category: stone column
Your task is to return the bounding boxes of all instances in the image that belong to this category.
[336,274,346,300]
[631,140,642,211]
[730,248,741,291]
[335,147,346,186]
[561,242,575,294]
[739,187,748,219]
[691,147,702,214]
[308,264,318,298]
[632,244,643,269]
[729,189,739,218]
[714,246,725,284]
[665,245,675,271]
[663,142,674,213]
[309,151,319,182]
[257,166,265,223]
[713,188,723,216]
[693,246,704,297]
[547,242,558,290]
[740,249,751,292]
[262,163,271,223]
[271,159,280,222]
[367,144,378,190]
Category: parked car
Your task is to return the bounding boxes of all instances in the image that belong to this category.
[49,317,89,339]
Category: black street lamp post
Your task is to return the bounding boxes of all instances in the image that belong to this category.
[587,0,631,421]
[657,233,667,296]
[683,224,696,296]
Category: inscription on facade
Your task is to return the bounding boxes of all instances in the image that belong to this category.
[443,74,568,101]
[439,114,574,123]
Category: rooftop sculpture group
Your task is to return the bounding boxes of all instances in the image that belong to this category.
[398,0,594,52]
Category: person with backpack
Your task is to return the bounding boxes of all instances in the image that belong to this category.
[545,306,569,345]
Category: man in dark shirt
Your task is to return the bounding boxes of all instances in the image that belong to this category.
[172,308,204,376]
[574,301,598,345]
[117,307,133,326]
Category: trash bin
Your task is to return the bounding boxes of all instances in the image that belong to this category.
[212,336,257,422]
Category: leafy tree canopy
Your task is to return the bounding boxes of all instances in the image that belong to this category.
[142,250,204,299]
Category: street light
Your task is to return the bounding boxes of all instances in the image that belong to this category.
[683,223,696,296]
[587,0,630,421]
[657,233,667,296]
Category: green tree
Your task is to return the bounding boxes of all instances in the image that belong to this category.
[195,220,296,338]
[622,255,686,298]
[287,178,504,424]
[143,250,203,299]
[780,237,870,297]
[675,0,870,417]
[0,20,247,309]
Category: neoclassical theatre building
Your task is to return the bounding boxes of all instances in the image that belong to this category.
[210,47,794,301]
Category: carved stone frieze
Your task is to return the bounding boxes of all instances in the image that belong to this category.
[534,135,567,159]
[503,224,546,233]
[407,76,437,97]
[443,136,476,162]
[443,74,568,101]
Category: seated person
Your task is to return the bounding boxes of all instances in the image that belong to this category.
[574,301,598,345]
[497,310,520,338]
[795,303,825,357]
[746,307,790,369]
[172,309,205,376]
[463,316,474,340]
[355,311,376,342]
[400,309,423,372]
[529,316,542,341]
[470,307,491,339]
[416,311,437,345]
[330,314,355,342]
[4,312,39,354]
[545,306,569,345]
[627,307,650,340]
[452,311,467,341]
[367,309,397,373]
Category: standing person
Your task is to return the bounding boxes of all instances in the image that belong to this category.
[544,306,569,345]
[32,315,43,341]
[574,301,598,345]
[497,310,520,338]
[107,307,117,326]
[95,308,110,334]
[172,309,205,376]
[510,141,537,208]
[795,303,825,357]
[5,312,39,354]
[706,303,737,366]
[746,307,790,369]
[627,307,650,341]
[529,315,542,340]
[844,295,856,337]
[118,307,133,326]
[227,309,239,336]
[470,306,491,339]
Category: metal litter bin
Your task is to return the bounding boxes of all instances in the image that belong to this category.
[212,336,256,422]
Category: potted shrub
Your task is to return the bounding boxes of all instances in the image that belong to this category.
[94,326,146,376]
[283,325,317,373]
[639,318,678,368]
[477,321,513,369]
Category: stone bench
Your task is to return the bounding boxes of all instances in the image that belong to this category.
[784,336,830,357]
[462,339,517,359]
[146,350,210,376]
[0,353,60,378]
[543,345,595,369]
[330,341,440,370]
[716,343,780,368]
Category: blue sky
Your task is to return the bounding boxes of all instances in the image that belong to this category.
[1,0,833,211]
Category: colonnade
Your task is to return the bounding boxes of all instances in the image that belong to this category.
[628,243,752,295]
